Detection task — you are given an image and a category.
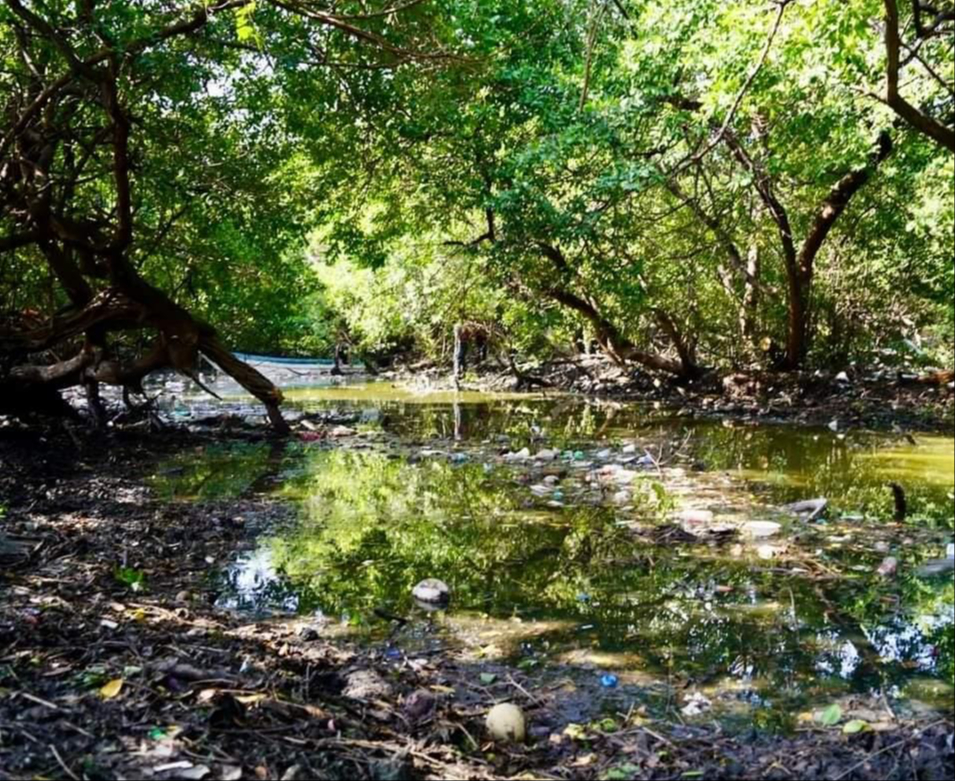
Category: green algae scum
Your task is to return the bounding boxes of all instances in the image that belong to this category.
[151,383,955,731]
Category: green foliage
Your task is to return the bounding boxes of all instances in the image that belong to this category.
[114,567,147,592]
[1,1,951,368]
[301,0,952,370]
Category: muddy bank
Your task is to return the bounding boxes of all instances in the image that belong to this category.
[382,356,955,434]
[2,424,953,780]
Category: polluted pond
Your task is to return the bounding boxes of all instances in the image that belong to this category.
[149,382,955,734]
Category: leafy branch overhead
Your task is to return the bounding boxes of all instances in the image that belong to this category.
[0,0,453,427]
[1,0,952,426]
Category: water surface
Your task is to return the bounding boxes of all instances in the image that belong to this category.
[152,381,955,726]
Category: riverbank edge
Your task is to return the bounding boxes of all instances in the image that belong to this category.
[374,356,955,435]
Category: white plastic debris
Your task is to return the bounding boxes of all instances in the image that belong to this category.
[503,448,531,462]
[742,521,782,539]
[681,692,712,717]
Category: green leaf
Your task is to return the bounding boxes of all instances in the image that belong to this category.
[602,765,641,781]
[818,704,843,727]
[479,673,498,685]
[843,719,868,734]
[234,2,261,46]
[114,567,146,591]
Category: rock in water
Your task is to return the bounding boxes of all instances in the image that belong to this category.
[486,703,526,743]
[412,579,450,608]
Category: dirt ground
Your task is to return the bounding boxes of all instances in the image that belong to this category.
[1,420,953,781]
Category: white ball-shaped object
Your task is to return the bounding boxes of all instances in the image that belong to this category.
[485,703,526,743]
[412,579,450,607]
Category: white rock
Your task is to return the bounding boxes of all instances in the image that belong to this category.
[485,703,526,743]
[877,557,898,578]
[680,692,712,717]
[597,464,623,477]
[535,449,558,461]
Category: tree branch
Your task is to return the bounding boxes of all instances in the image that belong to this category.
[884,0,955,151]
[672,0,792,172]
[797,132,894,278]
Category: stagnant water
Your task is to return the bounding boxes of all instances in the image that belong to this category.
[152,381,955,727]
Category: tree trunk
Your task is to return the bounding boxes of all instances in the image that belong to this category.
[725,131,893,370]
[198,335,289,434]
[545,285,699,378]
[783,271,810,370]
[741,242,760,348]
[535,242,702,378]
[452,323,465,389]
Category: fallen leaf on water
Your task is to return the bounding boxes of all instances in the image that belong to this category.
[100,678,123,699]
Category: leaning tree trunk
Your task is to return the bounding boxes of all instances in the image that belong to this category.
[536,242,703,379]
[0,4,291,432]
